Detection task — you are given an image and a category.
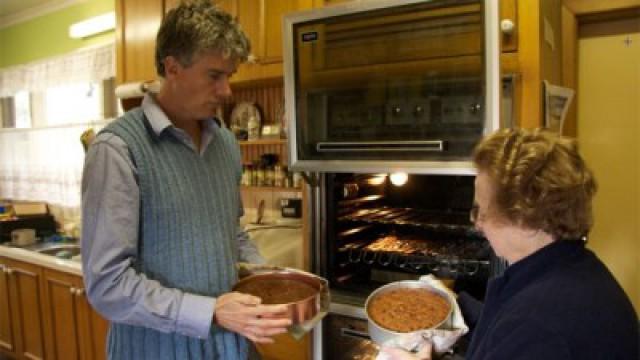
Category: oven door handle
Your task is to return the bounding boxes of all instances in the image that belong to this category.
[340,327,371,340]
[316,141,445,152]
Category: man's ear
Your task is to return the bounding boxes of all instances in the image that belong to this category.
[163,56,181,78]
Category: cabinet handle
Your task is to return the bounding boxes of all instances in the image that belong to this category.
[5,268,13,275]
[75,288,85,296]
[70,287,76,294]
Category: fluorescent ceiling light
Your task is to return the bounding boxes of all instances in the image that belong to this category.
[69,12,115,39]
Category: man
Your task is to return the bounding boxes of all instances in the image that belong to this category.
[81,1,291,359]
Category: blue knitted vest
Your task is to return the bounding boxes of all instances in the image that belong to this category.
[100,108,247,360]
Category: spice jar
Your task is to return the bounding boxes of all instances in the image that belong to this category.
[241,164,253,186]
[273,164,284,187]
[265,166,275,187]
[293,172,303,188]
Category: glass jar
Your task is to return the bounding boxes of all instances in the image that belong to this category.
[241,164,253,186]
[273,164,284,187]
[265,166,275,187]
[256,165,266,187]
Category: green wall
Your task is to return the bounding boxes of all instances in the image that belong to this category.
[0,0,115,69]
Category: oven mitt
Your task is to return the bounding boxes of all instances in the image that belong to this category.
[376,275,468,359]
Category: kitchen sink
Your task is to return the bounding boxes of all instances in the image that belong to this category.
[31,243,81,259]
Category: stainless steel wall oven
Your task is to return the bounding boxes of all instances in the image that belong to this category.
[282,0,507,358]
[310,172,503,359]
[284,0,503,174]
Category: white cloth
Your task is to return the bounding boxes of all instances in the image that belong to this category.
[0,121,109,224]
[0,43,115,97]
[376,275,469,360]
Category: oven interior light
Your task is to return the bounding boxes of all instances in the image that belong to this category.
[367,174,388,185]
[389,172,408,186]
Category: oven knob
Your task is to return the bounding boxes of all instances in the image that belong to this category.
[392,106,402,116]
[413,105,424,117]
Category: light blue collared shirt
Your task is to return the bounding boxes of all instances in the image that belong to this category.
[81,94,264,339]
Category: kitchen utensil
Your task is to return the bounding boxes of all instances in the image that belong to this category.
[11,228,37,247]
[232,268,328,324]
[365,280,452,346]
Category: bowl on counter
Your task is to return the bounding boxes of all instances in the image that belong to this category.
[232,268,327,324]
[365,280,453,345]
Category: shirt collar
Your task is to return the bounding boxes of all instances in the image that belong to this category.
[141,93,173,136]
[141,93,221,136]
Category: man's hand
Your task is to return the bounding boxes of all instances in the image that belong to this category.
[214,292,291,343]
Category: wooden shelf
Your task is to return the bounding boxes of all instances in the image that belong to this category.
[241,186,301,193]
[239,139,286,146]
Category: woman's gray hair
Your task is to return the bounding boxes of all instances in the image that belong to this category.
[155,0,251,76]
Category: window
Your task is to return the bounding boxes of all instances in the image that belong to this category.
[45,82,103,126]
[0,78,118,129]
[14,91,32,128]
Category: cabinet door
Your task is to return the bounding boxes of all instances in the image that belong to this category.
[500,0,517,52]
[115,0,164,84]
[0,259,18,358]
[215,0,237,17]
[260,0,314,64]
[164,0,180,13]
[77,287,110,360]
[5,258,46,360]
[42,269,84,360]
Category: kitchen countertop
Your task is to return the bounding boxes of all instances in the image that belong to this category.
[0,243,82,276]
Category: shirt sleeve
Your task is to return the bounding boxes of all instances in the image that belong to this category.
[457,291,484,333]
[81,133,215,339]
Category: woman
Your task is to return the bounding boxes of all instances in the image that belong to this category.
[382,128,638,359]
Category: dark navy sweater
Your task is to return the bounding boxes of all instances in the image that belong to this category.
[458,240,638,360]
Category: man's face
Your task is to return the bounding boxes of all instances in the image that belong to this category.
[165,51,237,121]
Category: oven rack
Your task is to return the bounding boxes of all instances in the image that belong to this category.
[338,206,477,233]
[345,248,490,276]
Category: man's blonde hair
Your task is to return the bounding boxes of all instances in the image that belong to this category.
[155,0,251,76]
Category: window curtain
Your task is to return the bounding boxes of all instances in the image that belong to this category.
[0,43,115,225]
[0,42,114,97]
[0,122,107,224]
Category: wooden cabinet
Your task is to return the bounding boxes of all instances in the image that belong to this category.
[232,0,315,84]
[0,257,47,360]
[0,257,109,360]
[115,0,166,85]
[0,258,18,358]
[41,269,109,360]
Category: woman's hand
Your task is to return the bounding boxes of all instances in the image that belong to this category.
[379,341,433,360]
[214,292,291,343]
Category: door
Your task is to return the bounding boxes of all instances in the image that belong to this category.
[5,258,46,360]
[0,259,18,357]
[577,28,639,310]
